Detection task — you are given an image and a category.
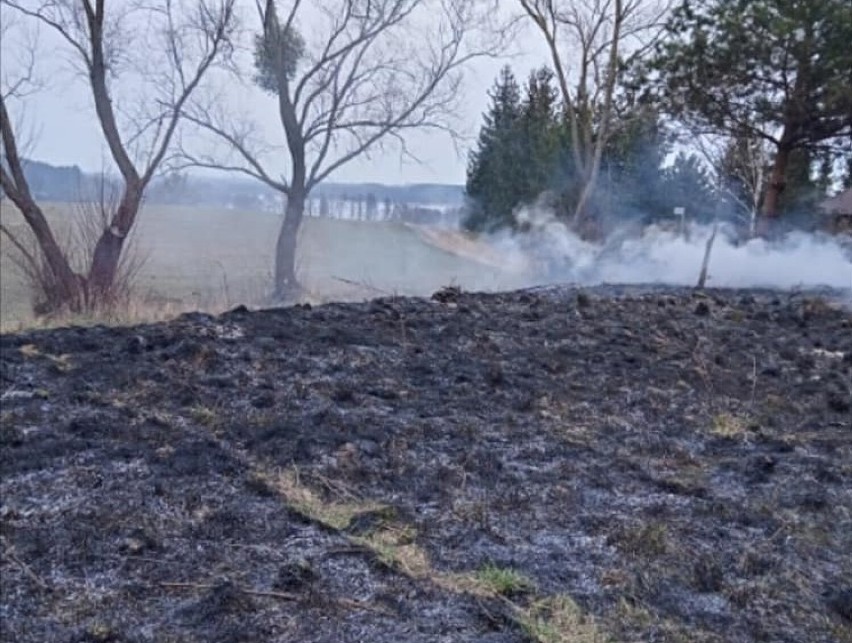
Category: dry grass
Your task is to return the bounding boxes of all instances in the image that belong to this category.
[18,343,74,373]
[259,467,386,531]
[710,412,750,439]
[354,527,432,578]
[249,463,606,640]
[1,199,525,332]
[609,522,669,559]
[519,595,607,643]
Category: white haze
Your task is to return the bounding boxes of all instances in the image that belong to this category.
[484,204,852,292]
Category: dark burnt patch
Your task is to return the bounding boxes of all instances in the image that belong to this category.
[1,285,850,642]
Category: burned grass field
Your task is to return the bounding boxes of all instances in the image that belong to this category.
[1,285,851,642]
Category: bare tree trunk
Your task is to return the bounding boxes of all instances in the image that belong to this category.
[87,186,143,299]
[3,0,234,314]
[8,199,83,308]
[1,95,83,310]
[574,0,624,227]
[762,146,790,218]
[758,144,791,235]
[697,222,718,289]
[274,186,305,299]
[572,163,598,227]
[521,0,644,233]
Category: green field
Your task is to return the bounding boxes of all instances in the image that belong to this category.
[0,201,525,330]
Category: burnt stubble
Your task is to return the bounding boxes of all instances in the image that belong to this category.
[1,286,850,642]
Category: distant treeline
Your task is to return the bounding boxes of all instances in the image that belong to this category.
[0,159,87,202]
[0,158,464,214]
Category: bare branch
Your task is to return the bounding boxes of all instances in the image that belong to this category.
[0,223,41,276]
[2,0,237,310]
[186,0,510,192]
[180,0,512,296]
[518,0,674,223]
[179,108,290,193]
[139,0,238,185]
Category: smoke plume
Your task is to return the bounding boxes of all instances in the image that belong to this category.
[486,203,852,292]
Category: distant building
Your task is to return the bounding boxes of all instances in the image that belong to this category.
[819,188,852,234]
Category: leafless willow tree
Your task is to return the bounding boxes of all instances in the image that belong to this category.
[518,0,671,227]
[0,0,236,313]
[181,0,508,299]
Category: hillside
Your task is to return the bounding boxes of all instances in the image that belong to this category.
[1,286,851,642]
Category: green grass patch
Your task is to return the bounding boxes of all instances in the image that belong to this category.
[473,564,535,596]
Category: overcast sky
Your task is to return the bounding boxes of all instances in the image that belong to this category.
[2,3,549,186]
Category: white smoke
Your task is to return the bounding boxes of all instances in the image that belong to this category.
[487,203,852,291]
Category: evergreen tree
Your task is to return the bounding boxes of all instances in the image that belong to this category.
[464,66,523,231]
[651,0,852,227]
[776,148,820,225]
[517,68,562,207]
[466,67,678,233]
[598,108,670,225]
[814,152,834,199]
[659,153,717,224]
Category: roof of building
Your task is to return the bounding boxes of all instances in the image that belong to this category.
[820,188,852,215]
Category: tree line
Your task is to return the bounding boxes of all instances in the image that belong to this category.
[1,0,850,317]
[466,0,851,237]
[465,65,723,235]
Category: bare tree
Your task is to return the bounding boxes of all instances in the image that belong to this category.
[692,130,772,238]
[181,0,508,299]
[1,0,236,313]
[518,0,671,227]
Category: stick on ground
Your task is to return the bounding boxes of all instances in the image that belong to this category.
[697,223,719,289]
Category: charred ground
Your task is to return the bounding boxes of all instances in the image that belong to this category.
[1,285,851,642]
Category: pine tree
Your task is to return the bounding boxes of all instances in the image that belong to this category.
[814,152,834,198]
[660,153,716,224]
[598,107,670,225]
[517,68,561,204]
[651,0,852,228]
[464,67,523,231]
[777,148,820,225]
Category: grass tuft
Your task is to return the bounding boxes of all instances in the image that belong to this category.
[262,468,385,531]
[189,405,220,430]
[472,564,535,596]
[609,522,669,558]
[519,595,606,643]
[710,413,749,439]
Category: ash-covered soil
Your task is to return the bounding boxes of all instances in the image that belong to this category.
[1,285,851,643]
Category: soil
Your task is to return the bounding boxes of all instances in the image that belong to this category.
[1,285,851,643]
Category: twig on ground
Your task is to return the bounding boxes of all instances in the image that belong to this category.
[159,581,298,601]
[331,276,389,295]
[158,581,393,614]
[1,545,51,591]
[337,597,396,616]
[311,471,364,503]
